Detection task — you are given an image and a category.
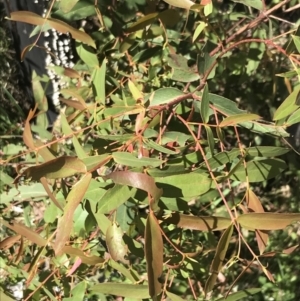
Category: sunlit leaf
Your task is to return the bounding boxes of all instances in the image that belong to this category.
[54,173,92,255]
[9,11,96,48]
[106,222,129,264]
[219,114,261,127]
[104,171,162,203]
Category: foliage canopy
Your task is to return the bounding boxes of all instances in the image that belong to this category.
[1,0,300,300]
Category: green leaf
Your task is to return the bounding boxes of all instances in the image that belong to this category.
[292,35,300,53]
[54,0,95,21]
[230,158,286,182]
[145,212,163,298]
[273,87,300,121]
[0,219,47,247]
[59,0,79,14]
[205,224,233,295]
[219,114,261,127]
[149,88,186,106]
[166,291,186,301]
[76,43,98,69]
[126,13,158,33]
[215,288,261,301]
[92,59,107,104]
[54,173,92,255]
[205,125,215,155]
[0,183,49,205]
[156,172,212,198]
[113,152,164,168]
[200,84,210,123]
[98,184,132,214]
[232,0,263,10]
[193,22,207,43]
[90,283,150,298]
[16,156,87,182]
[106,222,129,264]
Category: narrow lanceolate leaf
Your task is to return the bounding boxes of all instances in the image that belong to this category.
[23,107,36,151]
[0,219,47,247]
[54,173,91,255]
[273,87,300,121]
[237,213,300,231]
[90,283,150,298]
[9,11,96,48]
[205,224,233,295]
[200,84,210,123]
[15,156,87,182]
[204,125,215,155]
[165,213,231,231]
[62,246,105,265]
[106,222,129,265]
[145,212,163,298]
[215,288,261,301]
[219,114,261,127]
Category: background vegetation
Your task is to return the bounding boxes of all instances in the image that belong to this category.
[1,0,300,300]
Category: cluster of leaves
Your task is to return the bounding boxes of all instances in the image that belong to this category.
[1,0,300,300]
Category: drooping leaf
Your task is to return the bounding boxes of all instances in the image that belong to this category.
[54,173,92,255]
[9,11,96,48]
[200,84,210,123]
[62,246,105,265]
[205,224,233,295]
[106,222,129,264]
[145,212,163,298]
[237,213,300,230]
[0,219,47,247]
